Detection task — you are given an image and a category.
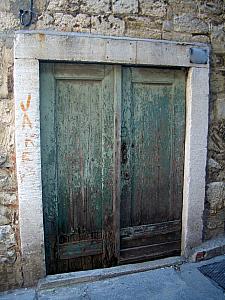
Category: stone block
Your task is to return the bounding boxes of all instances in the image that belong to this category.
[54,13,76,32]
[211,24,225,51]
[0,205,11,225]
[0,258,23,292]
[0,225,16,264]
[211,71,225,94]
[173,14,208,34]
[80,0,111,14]
[36,13,54,29]
[139,0,167,17]
[112,0,138,15]
[191,35,210,43]
[0,148,7,166]
[213,53,225,70]
[207,157,225,183]
[0,169,16,192]
[0,122,15,152]
[37,13,91,32]
[35,0,49,12]
[0,0,10,12]
[91,15,125,36]
[0,45,13,99]
[0,99,13,126]
[0,192,17,205]
[162,20,173,32]
[206,182,225,212]
[47,0,79,12]
[0,12,19,32]
[72,14,91,32]
[191,236,225,261]
[125,16,162,39]
[206,209,225,231]
[208,158,222,172]
[204,227,225,241]
[208,120,225,160]
[198,1,224,17]
[216,98,225,120]
[168,1,197,16]
[162,31,192,42]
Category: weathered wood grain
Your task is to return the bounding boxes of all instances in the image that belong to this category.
[120,241,181,264]
[41,63,117,273]
[120,67,185,262]
[58,239,103,260]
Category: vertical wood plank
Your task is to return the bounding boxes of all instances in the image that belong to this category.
[120,67,185,262]
[113,65,122,263]
[120,68,133,228]
[40,63,58,274]
[41,63,117,273]
[171,70,186,220]
[101,66,116,267]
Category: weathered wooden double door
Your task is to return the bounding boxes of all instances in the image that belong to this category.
[40,63,185,274]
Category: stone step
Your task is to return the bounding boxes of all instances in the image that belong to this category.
[37,256,184,292]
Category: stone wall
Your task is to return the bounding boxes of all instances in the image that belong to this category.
[0,0,224,292]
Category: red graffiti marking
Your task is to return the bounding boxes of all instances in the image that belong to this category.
[22,138,35,162]
[20,94,32,129]
[25,138,34,147]
[22,150,32,162]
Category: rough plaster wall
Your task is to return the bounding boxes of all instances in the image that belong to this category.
[0,0,224,291]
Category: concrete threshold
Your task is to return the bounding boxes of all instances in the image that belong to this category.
[37,256,184,291]
[190,236,225,262]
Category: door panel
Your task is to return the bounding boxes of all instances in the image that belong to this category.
[40,63,119,274]
[120,67,185,263]
[41,63,185,273]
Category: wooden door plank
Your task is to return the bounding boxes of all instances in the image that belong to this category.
[56,65,106,272]
[170,70,186,220]
[113,65,122,264]
[120,67,185,262]
[131,70,174,225]
[56,65,105,236]
[120,220,181,249]
[121,220,181,239]
[41,63,119,273]
[120,68,133,228]
[54,63,105,80]
[58,239,103,260]
[120,240,181,264]
[40,63,58,275]
[101,66,117,267]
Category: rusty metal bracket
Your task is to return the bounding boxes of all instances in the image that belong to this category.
[19,0,34,27]
[190,48,208,64]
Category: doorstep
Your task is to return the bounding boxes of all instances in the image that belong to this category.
[37,256,184,291]
[190,236,225,262]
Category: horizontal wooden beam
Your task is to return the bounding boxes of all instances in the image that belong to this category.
[58,239,103,260]
[120,241,181,264]
[121,220,181,240]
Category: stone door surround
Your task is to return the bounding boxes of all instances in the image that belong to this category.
[14,31,209,286]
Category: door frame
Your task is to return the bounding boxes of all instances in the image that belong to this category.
[14,31,209,286]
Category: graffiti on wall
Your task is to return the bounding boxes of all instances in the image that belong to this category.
[20,94,35,162]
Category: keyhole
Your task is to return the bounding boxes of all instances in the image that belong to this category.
[121,142,128,164]
[125,172,130,180]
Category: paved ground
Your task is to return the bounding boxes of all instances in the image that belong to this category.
[1,256,225,300]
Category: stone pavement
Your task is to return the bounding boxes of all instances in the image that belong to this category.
[1,256,225,300]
